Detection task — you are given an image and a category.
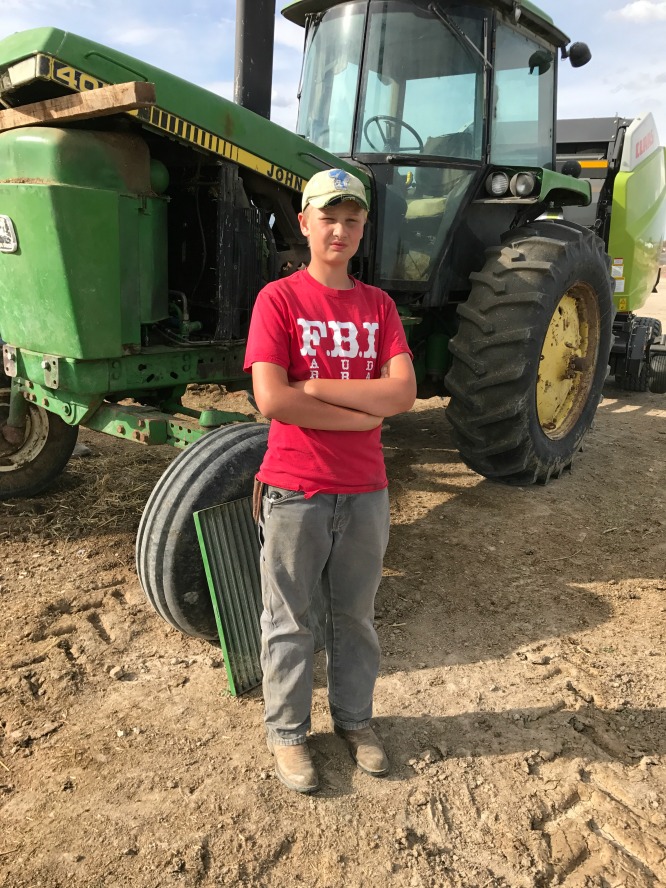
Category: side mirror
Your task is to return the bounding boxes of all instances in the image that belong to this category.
[567,42,592,68]
[561,160,582,179]
[528,49,552,76]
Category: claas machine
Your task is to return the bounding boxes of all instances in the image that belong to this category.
[0,0,664,641]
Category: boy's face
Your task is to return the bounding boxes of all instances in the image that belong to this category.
[298,200,367,268]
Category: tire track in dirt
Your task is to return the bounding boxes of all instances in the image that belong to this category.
[1,339,665,887]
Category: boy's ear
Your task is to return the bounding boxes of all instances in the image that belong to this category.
[298,210,310,238]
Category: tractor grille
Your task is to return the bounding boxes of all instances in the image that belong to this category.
[194,496,326,696]
[215,164,267,340]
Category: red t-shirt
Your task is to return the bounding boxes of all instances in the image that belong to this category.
[243,269,412,496]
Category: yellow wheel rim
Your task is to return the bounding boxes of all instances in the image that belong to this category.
[537,284,600,440]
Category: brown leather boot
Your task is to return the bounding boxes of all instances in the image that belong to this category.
[334,725,389,776]
[267,740,319,794]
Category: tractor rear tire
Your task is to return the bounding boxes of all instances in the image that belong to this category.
[445,220,613,484]
[0,387,78,499]
[136,422,268,640]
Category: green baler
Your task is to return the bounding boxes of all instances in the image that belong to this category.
[557,113,666,391]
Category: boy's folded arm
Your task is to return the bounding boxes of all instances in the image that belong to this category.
[251,362,383,431]
[299,353,416,416]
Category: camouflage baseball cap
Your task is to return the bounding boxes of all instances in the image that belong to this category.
[302,168,369,211]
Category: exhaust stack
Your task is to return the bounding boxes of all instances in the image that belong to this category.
[234,0,276,119]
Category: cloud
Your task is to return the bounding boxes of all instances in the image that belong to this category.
[203,80,234,100]
[108,23,181,48]
[2,0,92,10]
[271,101,299,131]
[271,15,301,129]
[610,1,666,21]
[0,0,93,35]
[271,88,296,110]
[0,15,44,35]
[557,57,666,144]
[274,16,305,51]
[270,73,299,129]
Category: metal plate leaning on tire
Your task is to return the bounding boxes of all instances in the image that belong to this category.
[194,494,327,695]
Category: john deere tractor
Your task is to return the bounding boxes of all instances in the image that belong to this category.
[0,0,664,640]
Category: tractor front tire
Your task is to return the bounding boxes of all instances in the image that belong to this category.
[136,422,268,640]
[0,387,78,499]
[445,220,613,484]
[650,352,666,394]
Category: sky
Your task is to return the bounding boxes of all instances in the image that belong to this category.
[0,1,665,143]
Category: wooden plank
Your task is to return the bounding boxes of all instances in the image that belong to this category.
[0,81,156,133]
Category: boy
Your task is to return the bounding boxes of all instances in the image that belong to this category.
[244,168,416,793]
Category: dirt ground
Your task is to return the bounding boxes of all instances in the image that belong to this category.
[1,284,665,888]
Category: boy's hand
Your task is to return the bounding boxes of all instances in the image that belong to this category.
[297,353,416,417]
[253,362,383,431]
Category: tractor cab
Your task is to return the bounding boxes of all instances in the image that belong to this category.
[285,0,577,303]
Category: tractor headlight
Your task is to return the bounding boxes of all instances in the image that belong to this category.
[485,171,510,197]
[510,172,537,197]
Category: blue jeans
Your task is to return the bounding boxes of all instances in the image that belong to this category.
[259,486,390,746]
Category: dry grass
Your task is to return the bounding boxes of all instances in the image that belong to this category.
[1,434,175,541]
[1,386,259,542]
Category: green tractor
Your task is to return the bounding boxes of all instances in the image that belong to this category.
[0,0,664,641]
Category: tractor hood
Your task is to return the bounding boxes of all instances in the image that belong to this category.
[0,27,369,200]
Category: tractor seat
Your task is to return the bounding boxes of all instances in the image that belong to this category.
[406,131,473,218]
[405,196,447,219]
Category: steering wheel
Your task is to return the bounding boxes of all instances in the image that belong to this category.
[363,115,424,153]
